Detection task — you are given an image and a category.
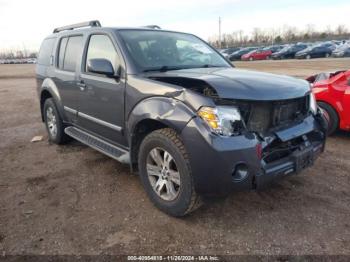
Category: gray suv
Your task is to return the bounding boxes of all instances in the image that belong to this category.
[36,21,328,216]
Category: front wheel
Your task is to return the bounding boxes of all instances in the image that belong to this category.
[138,128,201,217]
[318,102,339,135]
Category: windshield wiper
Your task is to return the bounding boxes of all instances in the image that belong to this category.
[143,66,185,73]
[143,64,227,73]
[200,64,225,68]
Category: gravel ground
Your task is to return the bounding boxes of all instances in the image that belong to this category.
[0,59,349,256]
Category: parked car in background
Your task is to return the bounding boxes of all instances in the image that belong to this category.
[272,44,308,59]
[241,45,283,61]
[220,47,241,58]
[332,43,350,58]
[265,45,284,53]
[295,45,333,59]
[0,58,37,64]
[26,58,37,64]
[322,42,337,51]
[241,49,270,61]
[229,47,257,61]
[307,70,350,134]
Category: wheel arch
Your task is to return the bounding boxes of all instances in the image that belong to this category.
[127,97,196,170]
[317,99,341,119]
[317,100,340,132]
[39,78,65,122]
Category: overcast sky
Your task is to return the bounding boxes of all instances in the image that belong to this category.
[0,0,349,51]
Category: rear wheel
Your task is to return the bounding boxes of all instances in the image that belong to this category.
[138,128,201,216]
[318,102,339,135]
[43,98,70,144]
[249,57,254,61]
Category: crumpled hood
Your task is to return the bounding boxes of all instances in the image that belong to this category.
[146,68,310,101]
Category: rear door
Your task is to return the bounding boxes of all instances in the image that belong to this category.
[312,47,323,58]
[76,33,127,147]
[53,35,84,123]
[257,50,266,60]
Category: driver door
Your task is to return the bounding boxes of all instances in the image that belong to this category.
[77,33,127,147]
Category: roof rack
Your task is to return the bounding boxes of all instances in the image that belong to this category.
[53,20,101,33]
[144,25,161,29]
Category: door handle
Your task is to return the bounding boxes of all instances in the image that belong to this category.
[77,80,86,91]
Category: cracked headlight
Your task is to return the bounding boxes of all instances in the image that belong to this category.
[309,92,317,114]
[198,106,244,136]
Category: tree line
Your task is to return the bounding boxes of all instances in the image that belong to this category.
[209,24,350,48]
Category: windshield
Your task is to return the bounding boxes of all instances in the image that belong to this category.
[247,50,257,54]
[279,45,290,52]
[338,44,350,51]
[118,30,230,72]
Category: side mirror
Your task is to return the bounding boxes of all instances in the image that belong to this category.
[87,58,115,77]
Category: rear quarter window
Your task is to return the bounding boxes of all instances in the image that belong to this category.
[58,37,68,69]
[37,38,56,65]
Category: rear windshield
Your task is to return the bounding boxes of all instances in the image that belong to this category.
[118,29,230,72]
[37,38,56,65]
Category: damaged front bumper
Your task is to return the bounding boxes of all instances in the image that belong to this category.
[180,111,327,196]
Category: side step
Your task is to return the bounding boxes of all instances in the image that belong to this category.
[64,126,130,164]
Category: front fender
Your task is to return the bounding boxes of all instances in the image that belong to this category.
[127,96,196,136]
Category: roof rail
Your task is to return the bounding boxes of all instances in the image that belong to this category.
[53,20,102,33]
[144,25,161,29]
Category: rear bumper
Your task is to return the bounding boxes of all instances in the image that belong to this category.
[180,112,327,196]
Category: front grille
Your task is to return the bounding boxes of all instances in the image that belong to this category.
[247,97,309,132]
[216,96,309,133]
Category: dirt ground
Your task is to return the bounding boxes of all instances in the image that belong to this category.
[0,58,350,256]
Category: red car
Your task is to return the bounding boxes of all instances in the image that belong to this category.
[241,49,272,61]
[307,70,350,134]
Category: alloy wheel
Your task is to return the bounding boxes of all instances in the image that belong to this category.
[46,107,57,138]
[146,147,181,201]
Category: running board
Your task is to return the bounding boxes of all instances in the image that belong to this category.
[64,126,130,164]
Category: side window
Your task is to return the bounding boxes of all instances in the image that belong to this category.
[57,35,83,72]
[58,37,68,69]
[37,38,56,65]
[63,36,83,71]
[85,34,119,72]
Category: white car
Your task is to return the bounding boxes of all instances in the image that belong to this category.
[27,58,37,64]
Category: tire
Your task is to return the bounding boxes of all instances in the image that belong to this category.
[325,53,330,58]
[306,55,311,60]
[318,102,339,135]
[138,128,201,217]
[43,98,70,144]
[249,57,254,61]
